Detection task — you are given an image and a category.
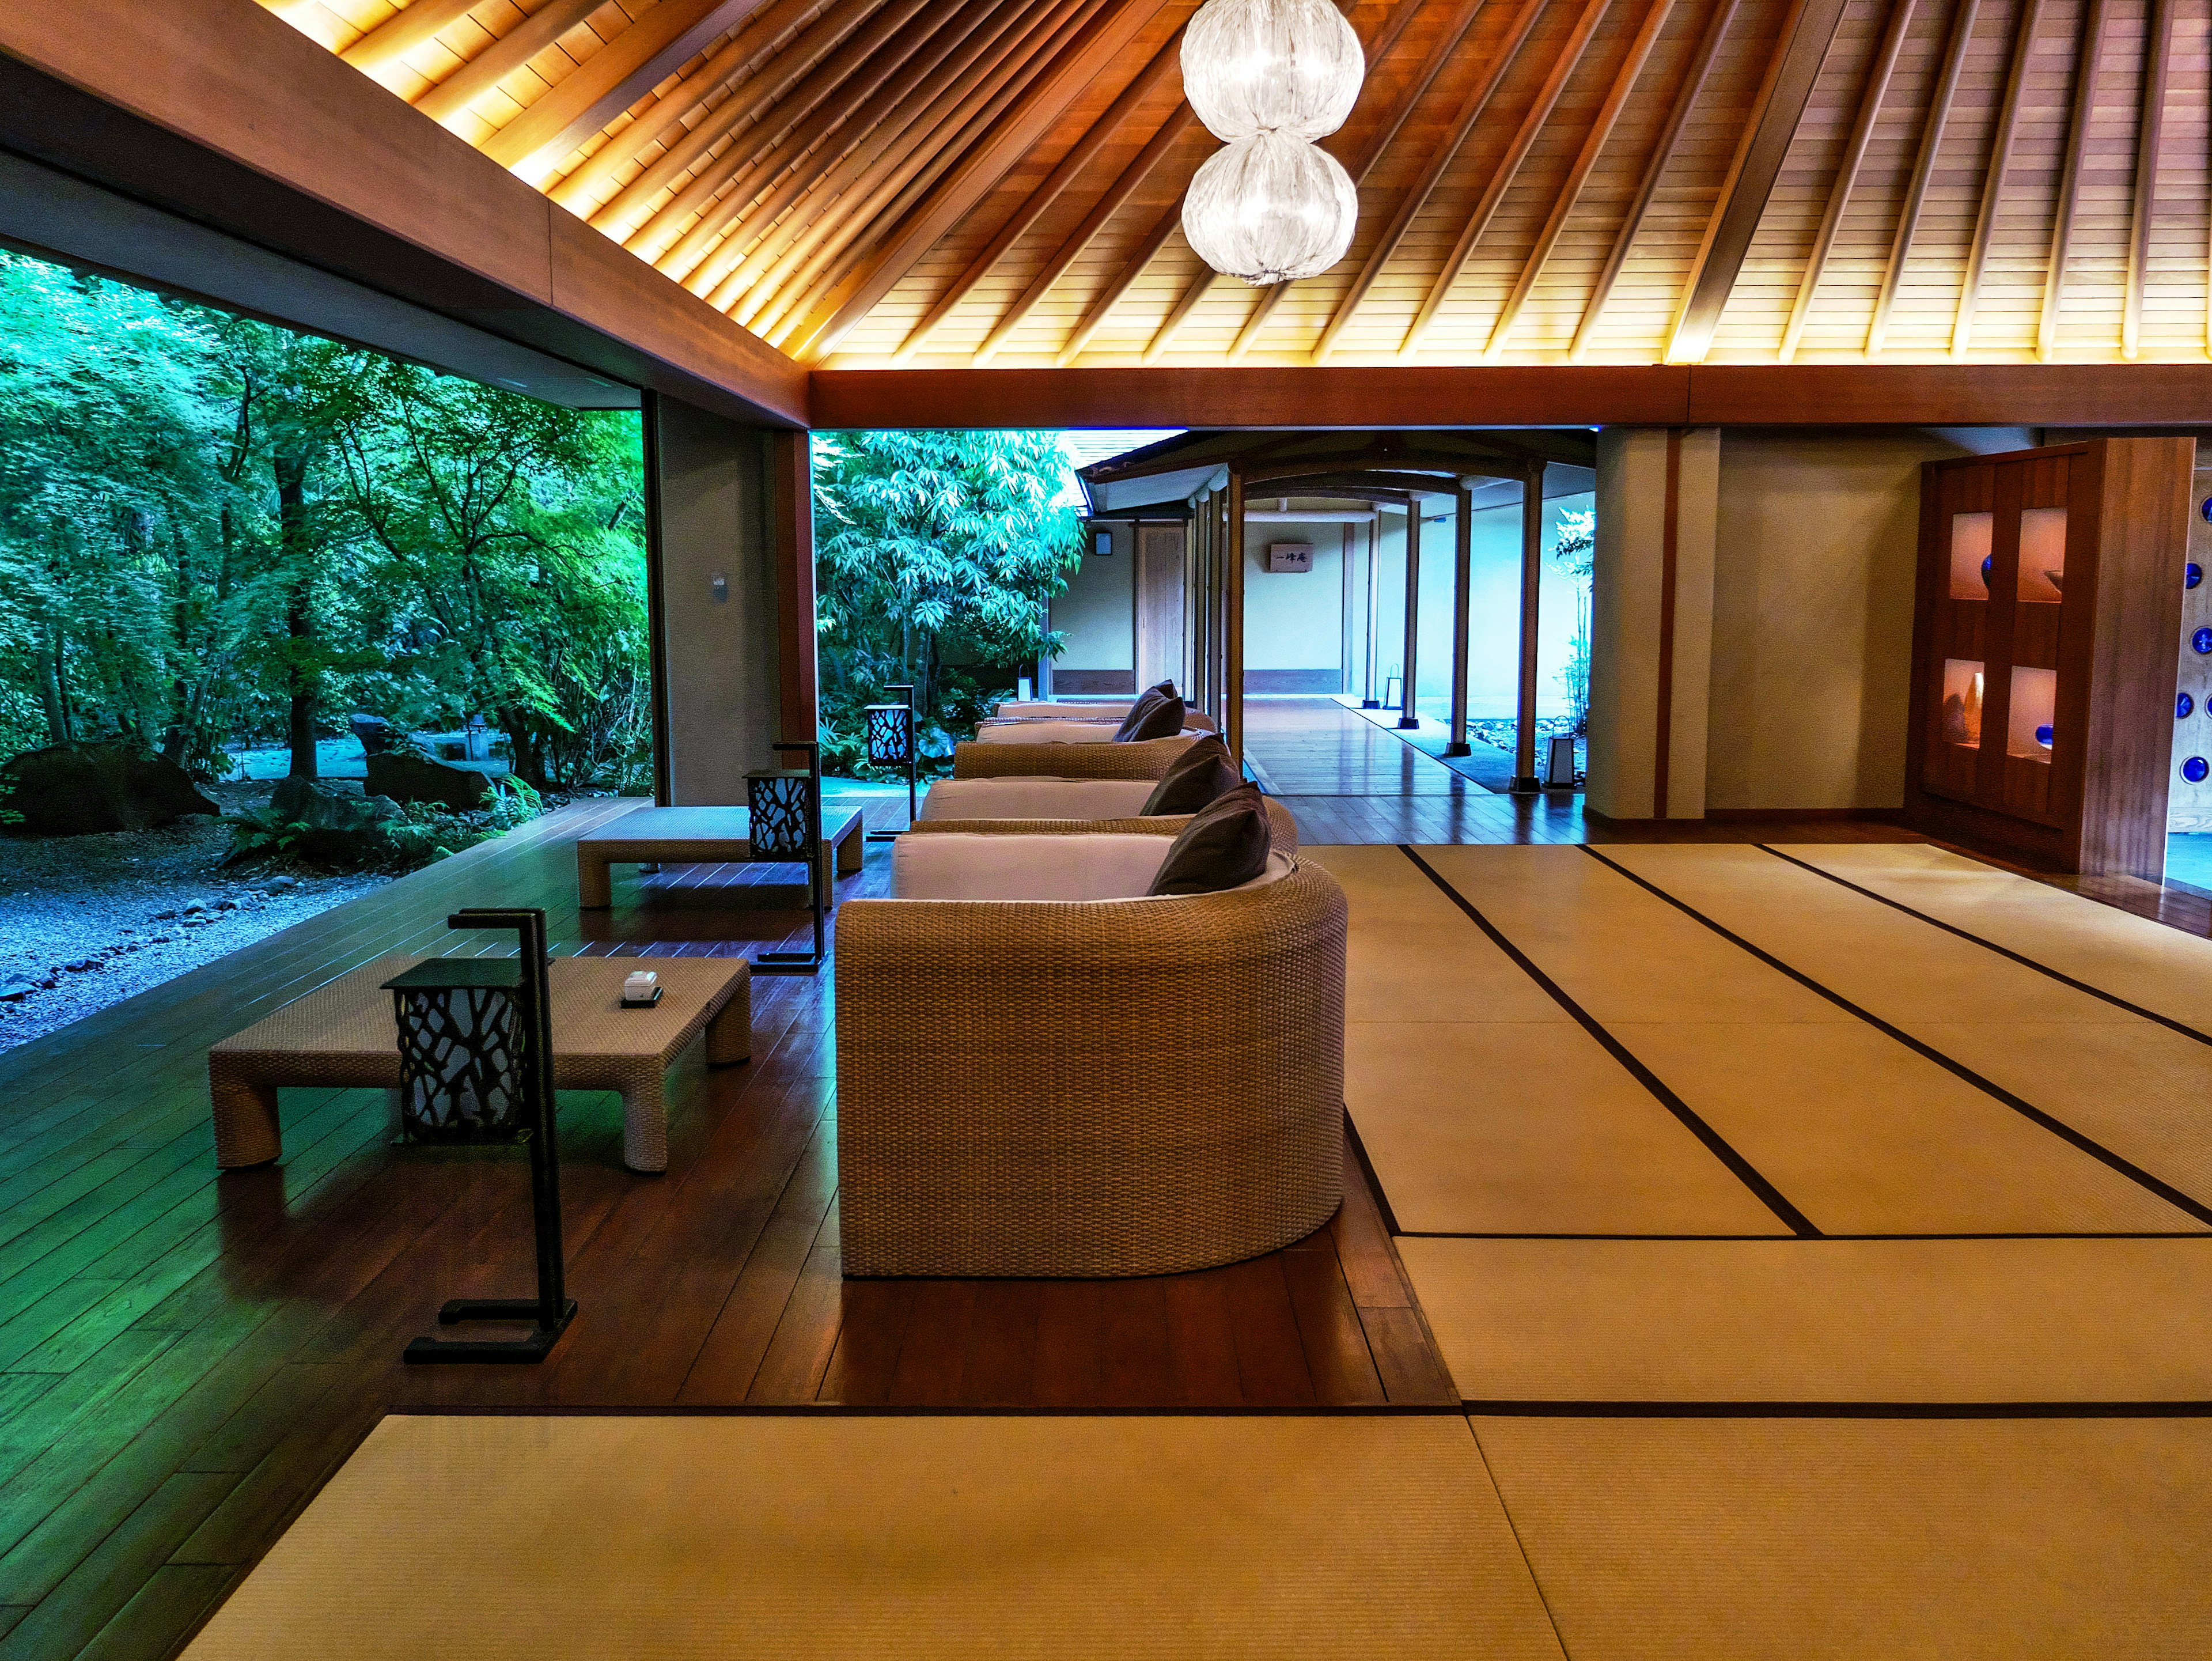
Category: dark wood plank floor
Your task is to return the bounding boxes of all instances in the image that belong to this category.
[0,789,1452,1661]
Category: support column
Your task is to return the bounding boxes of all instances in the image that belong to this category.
[1512,461,1545,792]
[1588,427,1719,820]
[1361,513,1383,707]
[1397,495,1422,728]
[1227,468,1246,768]
[645,393,800,807]
[1446,480,1474,756]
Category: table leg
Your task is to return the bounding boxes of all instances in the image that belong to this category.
[704,988,752,1065]
[619,1072,669,1174]
[577,850,613,909]
[210,1068,284,1168]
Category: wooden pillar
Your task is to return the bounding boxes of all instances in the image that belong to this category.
[1226,467,1246,768]
[1512,460,1545,791]
[1339,524,1355,695]
[1362,513,1384,706]
[770,428,818,747]
[1397,494,1422,728]
[1446,479,1474,756]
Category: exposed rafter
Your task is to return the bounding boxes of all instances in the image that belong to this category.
[1951,0,2040,358]
[1864,0,1979,355]
[340,0,479,74]
[414,0,603,126]
[1664,0,1852,363]
[2123,0,2173,361]
[1403,0,1613,355]
[1569,0,1740,360]
[1310,0,1550,362]
[2037,0,2109,361]
[1486,0,1675,358]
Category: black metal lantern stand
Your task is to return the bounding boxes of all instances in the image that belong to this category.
[749,739,825,975]
[391,907,575,1364]
[863,682,917,841]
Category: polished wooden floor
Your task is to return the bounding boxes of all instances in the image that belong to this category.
[1,701,2203,1659]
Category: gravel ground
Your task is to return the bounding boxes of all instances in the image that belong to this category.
[0,779,389,1054]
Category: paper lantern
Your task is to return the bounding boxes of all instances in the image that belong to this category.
[1182,131,1358,285]
[1181,0,1363,141]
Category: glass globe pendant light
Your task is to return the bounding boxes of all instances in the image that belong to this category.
[1180,0,1364,287]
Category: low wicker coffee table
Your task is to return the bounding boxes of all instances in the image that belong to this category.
[575,805,867,909]
[208,954,750,1174]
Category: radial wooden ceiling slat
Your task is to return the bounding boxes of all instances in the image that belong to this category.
[262,0,2212,367]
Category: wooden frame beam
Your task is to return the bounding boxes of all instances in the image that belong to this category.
[1864,0,1979,355]
[1665,0,1851,363]
[1569,0,1740,360]
[1311,0,1550,362]
[414,0,603,126]
[1952,0,2043,357]
[2124,0,2174,360]
[790,0,1174,362]
[341,0,479,74]
[2039,0,2109,361]
[1404,0,1613,356]
[1778,0,1914,362]
[892,18,1190,360]
[1486,0,1675,358]
[483,0,774,177]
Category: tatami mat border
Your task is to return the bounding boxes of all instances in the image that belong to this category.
[1577,846,2212,1229]
[1461,1401,2212,1417]
[1759,844,2212,1049]
[1395,846,1817,1237]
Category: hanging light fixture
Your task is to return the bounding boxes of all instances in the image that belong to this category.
[1180,0,1363,287]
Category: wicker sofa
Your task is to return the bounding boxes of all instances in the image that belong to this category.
[912,777,1300,851]
[835,834,1347,1277]
[984,700,1219,732]
[950,733,1198,780]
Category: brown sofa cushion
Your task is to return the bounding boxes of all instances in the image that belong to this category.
[1118,691,1186,742]
[1111,681,1179,740]
[1146,783,1273,896]
[1139,736,1240,815]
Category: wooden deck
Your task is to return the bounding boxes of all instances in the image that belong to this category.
[0,792,1453,1661]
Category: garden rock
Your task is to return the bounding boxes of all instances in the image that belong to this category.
[268,778,402,834]
[0,982,33,1001]
[349,713,400,755]
[0,743,219,835]
[366,752,490,810]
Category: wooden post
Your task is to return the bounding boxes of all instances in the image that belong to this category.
[1513,460,1544,791]
[1339,523,1355,695]
[770,428,818,747]
[1226,466,1245,769]
[1397,493,1422,727]
[1446,478,1474,756]
[1362,512,1384,707]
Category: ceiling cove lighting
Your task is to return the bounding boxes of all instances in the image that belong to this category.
[1180,0,1363,286]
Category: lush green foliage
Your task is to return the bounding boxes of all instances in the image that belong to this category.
[813,429,1081,775]
[0,251,649,793]
[1550,506,1596,735]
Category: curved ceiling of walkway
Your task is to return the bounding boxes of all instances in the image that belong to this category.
[265,0,2205,372]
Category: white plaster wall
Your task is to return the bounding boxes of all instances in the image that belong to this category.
[1244,522,1345,673]
[1054,520,1134,672]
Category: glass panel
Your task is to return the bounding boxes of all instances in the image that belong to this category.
[2017,506,2066,602]
[2008,666,2056,760]
[1941,659,1985,747]
[1950,512,1992,600]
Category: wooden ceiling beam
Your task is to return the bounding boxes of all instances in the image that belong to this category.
[892,18,1190,361]
[2037,0,2109,361]
[1778,0,1912,361]
[1052,198,1184,363]
[2124,0,2173,360]
[413,0,603,126]
[1568,0,1739,360]
[1486,0,1674,358]
[482,0,772,178]
[1146,0,1417,364]
[1226,0,1484,358]
[643,0,940,278]
[737,0,1081,331]
[340,0,479,74]
[1310,0,1550,362]
[1664,0,1852,363]
[688,0,1035,313]
[557,0,852,220]
[1864,0,1979,355]
[1951,0,2040,357]
[790,0,1172,362]
[1404,0,1613,356]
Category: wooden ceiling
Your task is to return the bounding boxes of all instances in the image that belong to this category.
[266,0,2210,370]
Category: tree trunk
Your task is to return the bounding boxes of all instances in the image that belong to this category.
[36,626,67,745]
[274,446,317,780]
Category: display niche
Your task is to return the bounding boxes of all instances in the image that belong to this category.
[1907,438,2195,877]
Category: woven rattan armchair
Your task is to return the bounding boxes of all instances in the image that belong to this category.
[835,836,1347,1277]
[907,797,1301,852]
[950,734,1196,780]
